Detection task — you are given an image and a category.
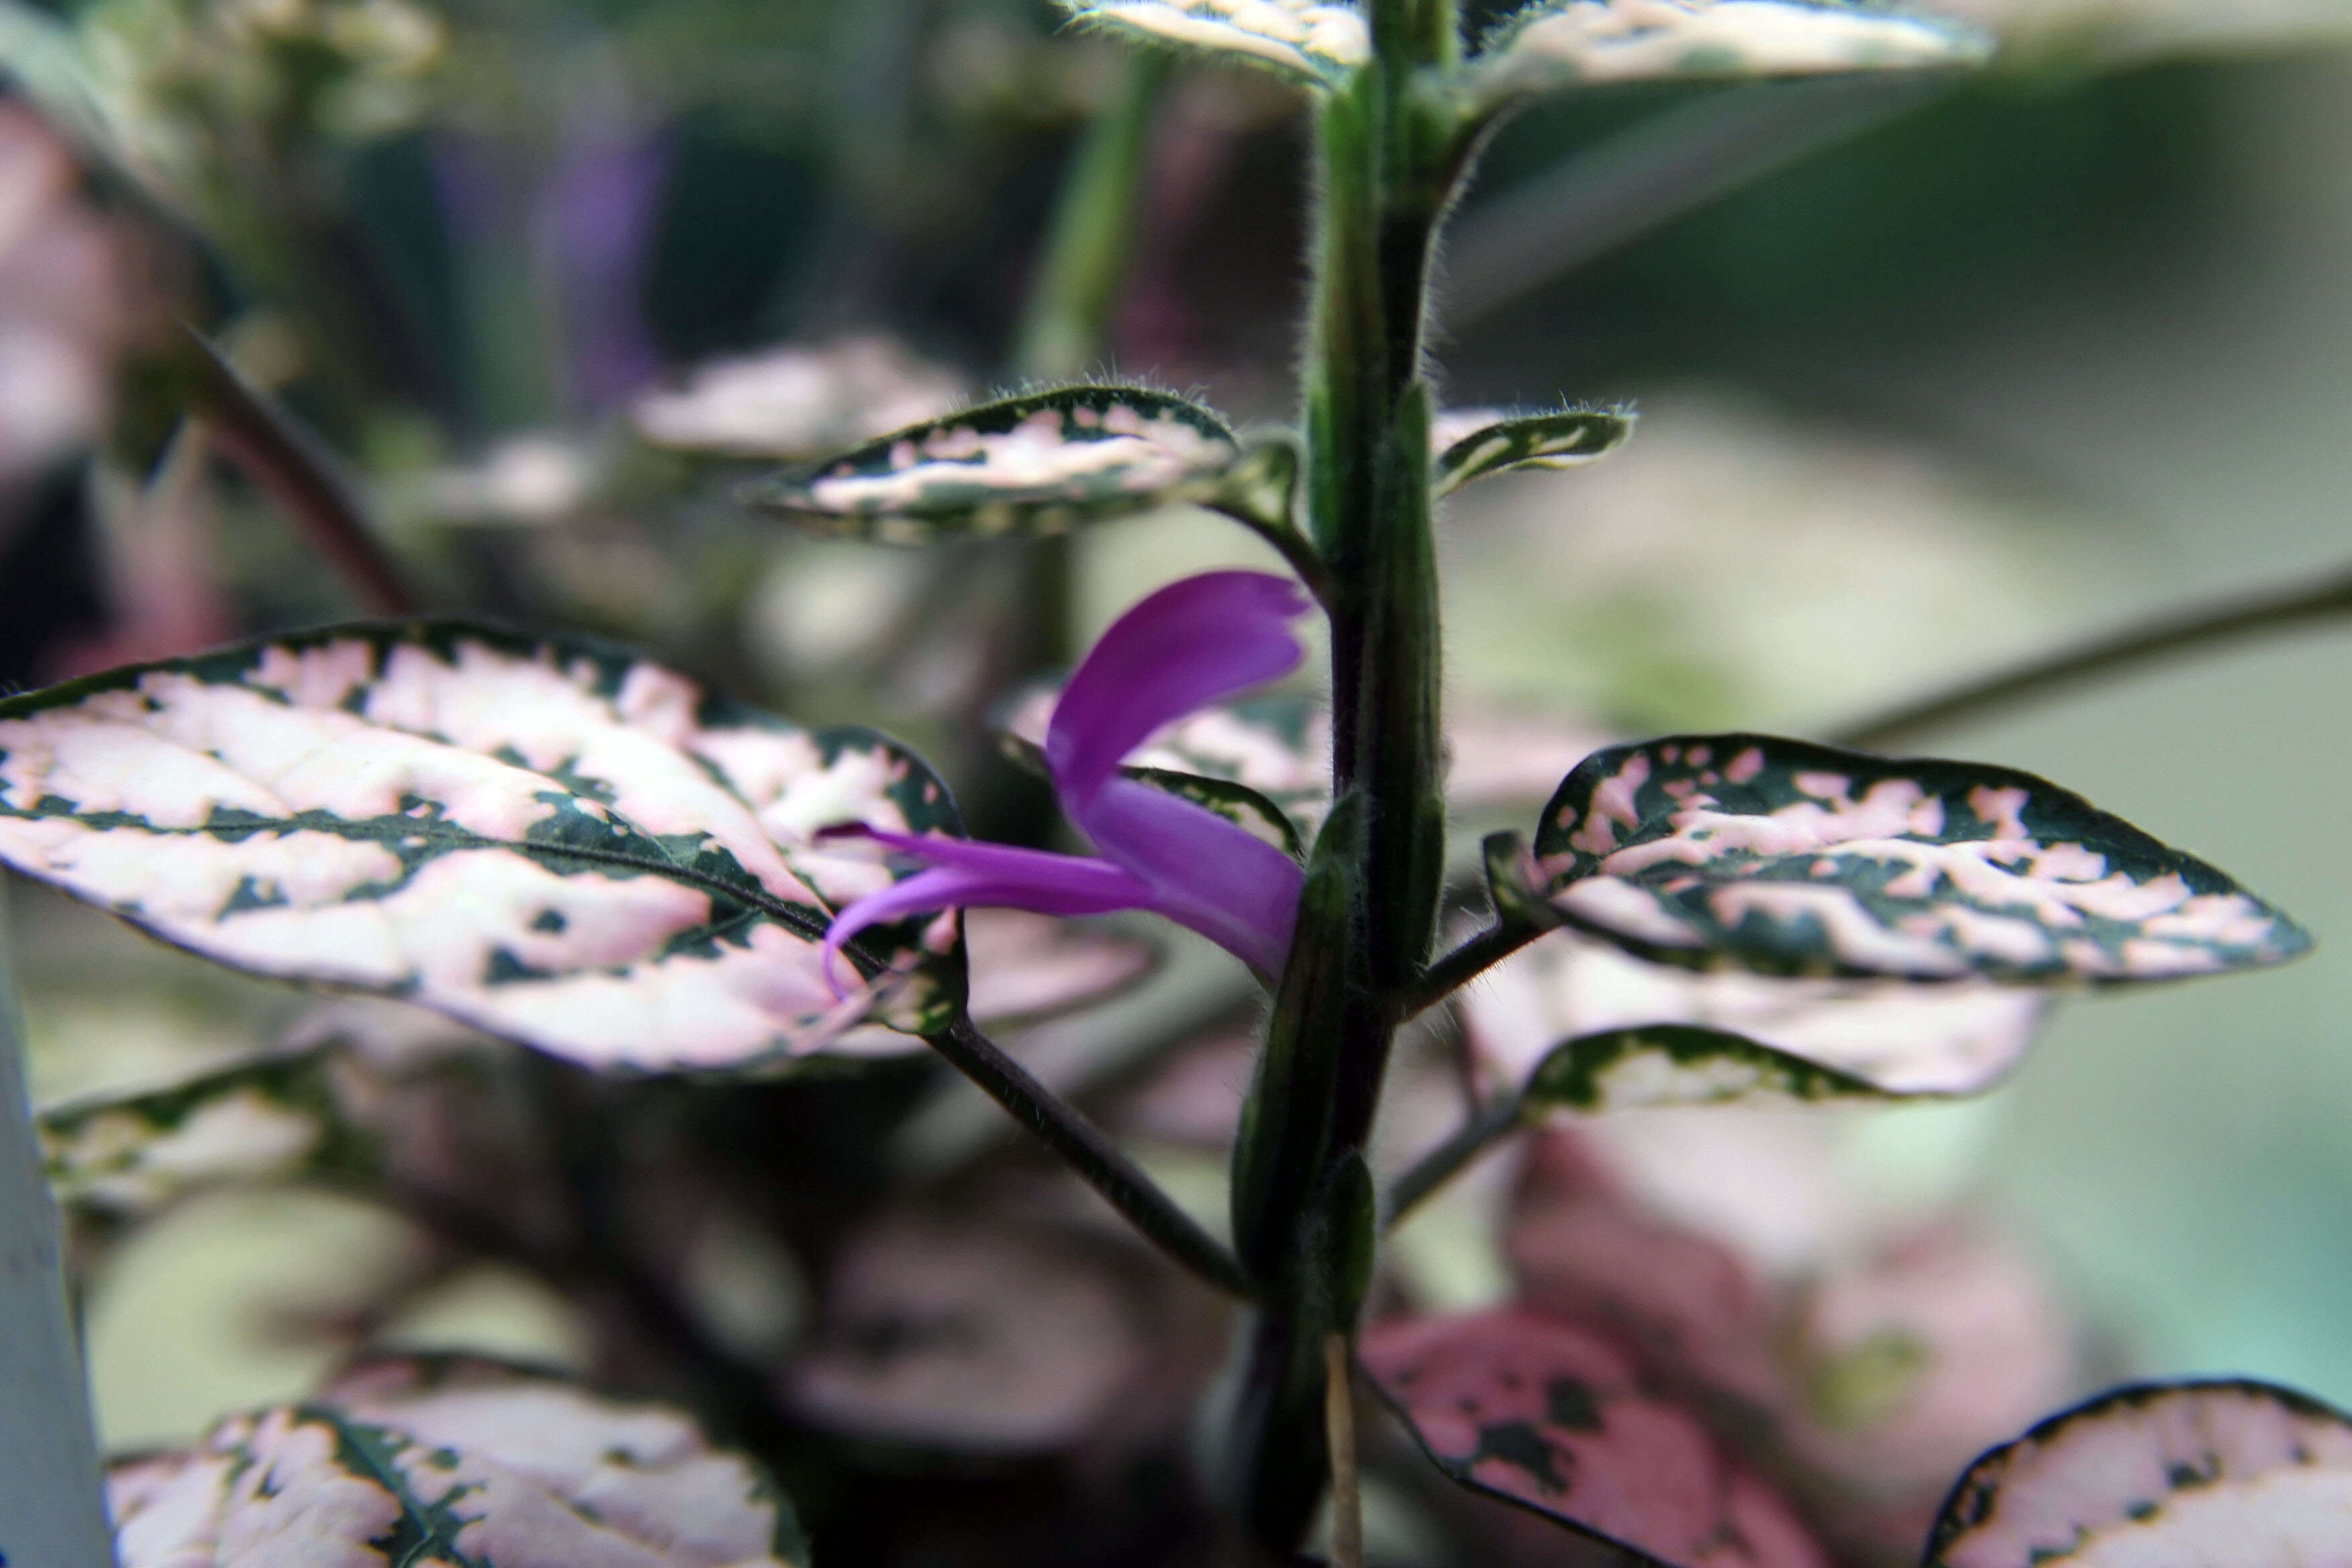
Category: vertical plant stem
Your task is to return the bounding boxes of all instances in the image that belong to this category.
[0,883,116,1568]
[1229,3,1463,1551]
[1324,1332,1365,1568]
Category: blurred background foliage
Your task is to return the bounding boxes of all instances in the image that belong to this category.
[3,0,2352,1558]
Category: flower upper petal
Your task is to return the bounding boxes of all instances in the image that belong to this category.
[1045,571,1313,804]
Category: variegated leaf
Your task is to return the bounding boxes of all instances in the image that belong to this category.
[1506,1137,2086,1555]
[749,385,1246,542]
[1363,1307,1828,1567]
[1514,1024,1899,1113]
[1056,0,1370,87]
[0,625,969,1073]
[1464,927,2045,1099]
[632,336,967,460]
[1434,407,1634,498]
[39,1048,362,1219]
[109,1356,810,1568]
[1473,0,1989,107]
[1534,735,2308,982]
[1926,1380,2352,1568]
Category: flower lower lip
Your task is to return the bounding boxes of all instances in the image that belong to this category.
[820,570,1315,985]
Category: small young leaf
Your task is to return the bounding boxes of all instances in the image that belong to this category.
[1925,1379,2352,1568]
[109,1357,810,1568]
[1434,407,1634,497]
[0,625,969,1073]
[1533,734,2308,982]
[1475,0,1989,107]
[749,385,1245,541]
[1057,0,1371,87]
[1463,928,2045,1099]
[1363,1307,1828,1567]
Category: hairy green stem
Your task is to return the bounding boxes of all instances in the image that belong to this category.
[1834,560,2352,750]
[1229,5,1464,1546]
[1395,919,1547,1021]
[928,1015,1253,1298]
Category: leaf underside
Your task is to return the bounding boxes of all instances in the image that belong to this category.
[107,1357,811,1568]
[1534,734,2308,983]
[1434,407,1634,497]
[1520,1024,1900,1112]
[1363,1308,1826,1568]
[1926,1379,2352,1568]
[0,623,969,1074]
[1464,926,2046,1101]
[1475,0,1989,103]
[1057,0,1371,87]
[748,385,1244,540]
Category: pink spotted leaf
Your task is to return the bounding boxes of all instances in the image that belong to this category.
[1532,735,2308,983]
[1926,1379,2352,1568]
[1361,1307,1829,1568]
[107,1356,810,1568]
[0,624,975,1073]
[748,385,1256,542]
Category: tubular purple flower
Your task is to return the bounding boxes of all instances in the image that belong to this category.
[824,571,1315,982]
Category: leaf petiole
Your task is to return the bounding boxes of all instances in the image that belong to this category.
[925,1014,1256,1299]
[1382,1091,1522,1228]
[1390,919,1546,1023]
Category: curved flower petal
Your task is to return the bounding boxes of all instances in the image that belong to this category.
[824,571,1318,988]
[1046,571,1313,803]
[1068,777,1302,975]
[823,831,1165,985]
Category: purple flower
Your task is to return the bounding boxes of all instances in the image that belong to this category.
[826,571,1314,981]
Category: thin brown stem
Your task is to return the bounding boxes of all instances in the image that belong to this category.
[1835,562,2352,751]
[1393,921,1545,1022]
[930,1015,1255,1299]
[1383,1093,1522,1228]
[181,323,419,617]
